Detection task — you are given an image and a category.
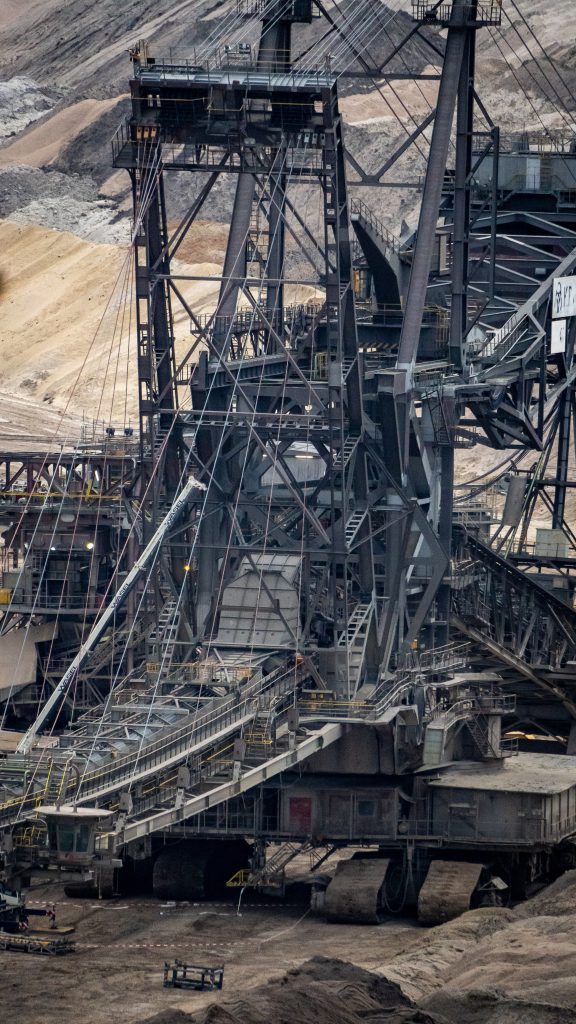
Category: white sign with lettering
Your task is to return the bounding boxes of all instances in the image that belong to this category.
[551,319,567,354]
[553,276,576,319]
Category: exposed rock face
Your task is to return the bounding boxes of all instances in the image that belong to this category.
[1,1,574,240]
[0,1,574,423]
[0,77,60,142]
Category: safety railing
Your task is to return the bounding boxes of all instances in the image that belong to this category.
[350,198,401,253]
[135,807,278,838]
[546,813,576,841]
[361,647,474,721]
[488,131,576,156]
[406,804,574,844]
[236,0,315,19]
[135,52,336,89]
[190,302,323,340]
[12,822,46,848]
[411,2,502,25]
[401,816,546,843]
[8,591,104,612]
[299,697,373,720]
[71,662,303,802]
[395,641,470,675]
[505,538,576,562]
[427,694,516,725]
[489,170,576,196]
[112,122,326,174]
[0,490,122,505]
[557,190,576,206]
[368,672,418,717]
[0,778,50,827]
[449,556,481,582]
[476,311,535,363]
[356,305,449,357]
[414,367,454,393]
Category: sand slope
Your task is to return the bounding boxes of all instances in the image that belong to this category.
[0,96,127,168]
[0,219,224,425]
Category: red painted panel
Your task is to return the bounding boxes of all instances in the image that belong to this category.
[289,796,312,832]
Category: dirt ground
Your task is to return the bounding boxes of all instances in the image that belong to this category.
[0,878,418,1024]
[3,870,576,1024]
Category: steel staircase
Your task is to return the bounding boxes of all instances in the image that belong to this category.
[152,428,170,461]
[227,839,322,891]
[44,759,71,805]
[246,204,269,272]
[272,505,303,537]
[427,392,452,445]
[344,508,367,547]
[252,841,305,886]
[338,602,373,648]
[476,312,533,368]
[148,598,181,678]
[337,601,374,690]
[333,435,360,469]
[465,712,501,760]
[350,199,400,255]
[244,710,275,759]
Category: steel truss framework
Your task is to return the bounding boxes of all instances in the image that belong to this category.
[3,1,576,873]
[106,0,576,714]
[0,445,142,706]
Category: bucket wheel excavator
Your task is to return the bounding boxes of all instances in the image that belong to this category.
[2,1,576,926]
